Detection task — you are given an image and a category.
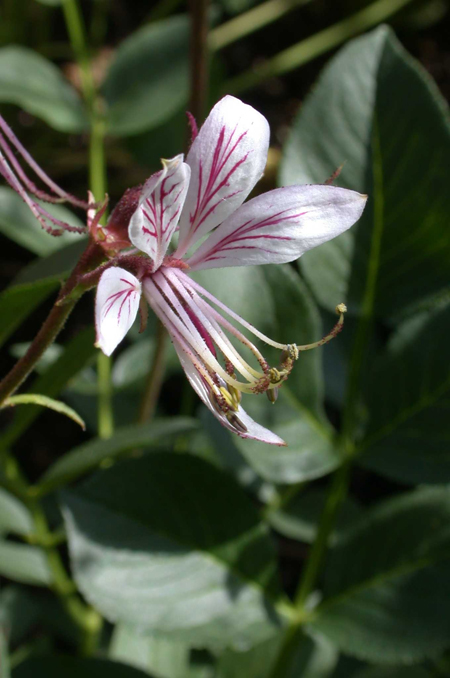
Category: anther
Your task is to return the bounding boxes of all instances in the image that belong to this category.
[226,411,248,433]
[266,387,279,404]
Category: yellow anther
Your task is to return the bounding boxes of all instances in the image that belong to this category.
[336,303,347,315]
[220,386,239,411]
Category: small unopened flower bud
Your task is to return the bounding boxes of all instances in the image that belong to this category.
[102,185,142,252]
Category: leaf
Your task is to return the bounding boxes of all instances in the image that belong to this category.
[0,278,59,350]
[110,625,196,678]
[38,418,198,494]
[1,327,97,450]
[358,305,450,484]
[311,486,450,663]
[102,16,189,136]
[62,453,286,651]
[0,188,83,255]
[4,394,85,430]
[0,586,40,645]
[0,46,87,132]
[355,668,431,678]
[0,627,10,678]
[0,541,52,586]
[279,26,450,323]
[194,265,339,484]
[13,656,151,678]
[0,488,33,536]
[13,239,87,285]
[267,488,361,545]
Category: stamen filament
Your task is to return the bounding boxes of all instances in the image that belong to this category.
[297,304,347,352]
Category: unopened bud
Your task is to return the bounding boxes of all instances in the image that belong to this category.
[103,185,142,251]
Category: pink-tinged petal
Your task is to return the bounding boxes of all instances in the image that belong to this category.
[175,95,270,257]
[128,155,190,270]
[173,340,286,445]
[187,185,367,270]
[95,267,141,356]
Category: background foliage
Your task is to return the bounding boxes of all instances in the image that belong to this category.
[0,0,450,676]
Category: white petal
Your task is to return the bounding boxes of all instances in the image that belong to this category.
[95,267,141,356]
[175,95,270,257]
[173,340,286,445]
[129,155,190,270]
[187,185,367,270]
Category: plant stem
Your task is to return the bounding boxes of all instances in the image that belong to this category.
[138,321,168,423]
[210,0,313,51]
[64,0,113,439]
[189,0,210,122]
[223,0,414,93]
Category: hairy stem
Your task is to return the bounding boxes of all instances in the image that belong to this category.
[224,0,414,93]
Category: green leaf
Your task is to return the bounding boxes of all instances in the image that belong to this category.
[267,488,361,545]
[355,668,431,678]
[0,540,52,586]
[4,394,85,429]
[279,26,450,322]
[0,278,59,350]
[1,328,97,450]
[311,486,450,663]
[0,627,10,678]
[194,266,338,484]
[38,418,198,493]
[103,16,189,136]
[110,626,200,678]
[0,188,83,255]
[0,586,40,645]
[13,656,151,678]
[13,239,87,285]
[0,46,88,132]
[0,488,33,536]
[34,0,62,5]
[62,453,286,650]
[358,305,450,484]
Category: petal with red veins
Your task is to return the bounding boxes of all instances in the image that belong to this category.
[173,339,286,446]
[129,155,190,270]
[175,95,270,257]
[187,185,367,270]
[95,267,141,356]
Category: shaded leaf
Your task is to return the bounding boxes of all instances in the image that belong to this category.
[13,239,87,285]
[1,328,97,449]
[311,486,450,663]
[0,488,33,536]
[279,26,450,322]
[13,656,151,678]
[355,668,431,678]
[0,188,82,255]
[62,454,286,651]
[39,418,198,493]
[4,394,85,430]
[0,541,52,586]
[103,16,189,136]
[0,278,59,350]
[0,586,40,645]
[359,305,450,484]
[0,46,87,132]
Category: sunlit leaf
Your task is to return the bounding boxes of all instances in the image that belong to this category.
[0,541,52,586]
[0,488,33,536]
[3,394,85,430]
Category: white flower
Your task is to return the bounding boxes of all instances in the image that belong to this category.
[95,96,367,444]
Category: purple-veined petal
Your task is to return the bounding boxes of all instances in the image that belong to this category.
[95,267,141,356]
[129,155,190,270]
[187,185,367,270]
[175,95,270,257]
[173,339,286,445]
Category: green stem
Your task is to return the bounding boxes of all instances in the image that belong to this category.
[223,0,414,93]
[294,461,350,608]
[138,321,168,424]
[210,0,313,51]
[189,0,210,122]
[63,0,112,439]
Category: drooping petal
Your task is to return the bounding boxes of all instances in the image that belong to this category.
[173,339,286,446]
[95,267,141,356]
[175,96,270,257]
[128,155,190,270]
[187,185,367,270]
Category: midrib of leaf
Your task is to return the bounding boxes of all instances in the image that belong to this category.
[314,551,450,616]
[342,116,384,444]
[67,492,292,618]
[358,374,450,454]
